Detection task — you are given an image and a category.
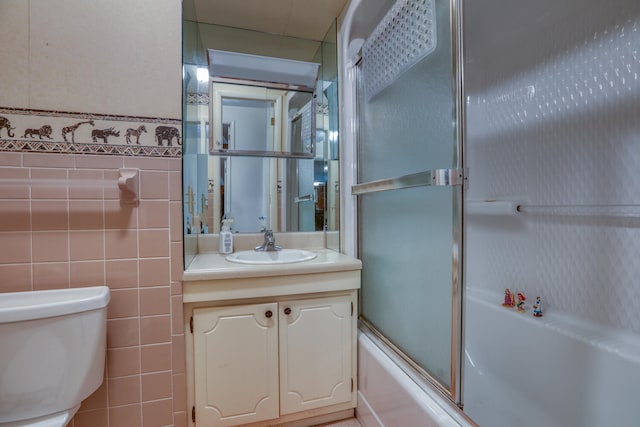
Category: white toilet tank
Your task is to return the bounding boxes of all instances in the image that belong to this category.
[0,286,110,427]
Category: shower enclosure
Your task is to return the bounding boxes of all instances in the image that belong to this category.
[344,0,640,425]
[349,0,465,402]
[462,0,640,425]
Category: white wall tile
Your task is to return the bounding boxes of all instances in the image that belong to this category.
[29,0,181,119]
[0,0,30,108]
[464,1,640,332]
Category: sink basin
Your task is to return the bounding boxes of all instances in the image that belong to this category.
[226,249,317,265]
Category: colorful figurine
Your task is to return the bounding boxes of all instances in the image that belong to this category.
[532,296,543,317]
[516,293,526,312]
[502,288,516,307]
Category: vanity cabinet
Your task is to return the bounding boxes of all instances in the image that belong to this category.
[188,292,357,427]
[183,250,361,427]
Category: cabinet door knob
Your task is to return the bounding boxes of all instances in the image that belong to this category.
[284,307,291,315]
[265,310,273,318]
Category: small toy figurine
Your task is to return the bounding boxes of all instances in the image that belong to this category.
[516,293,526,312]
[502,288,516,307]
[532,296,543,317]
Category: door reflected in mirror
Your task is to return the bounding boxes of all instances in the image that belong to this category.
[208,156,329,233]
[208,83,323,233]
[210,83,315,156]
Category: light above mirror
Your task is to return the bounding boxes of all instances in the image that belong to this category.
[196,67,209,83]
[207,49,320,92]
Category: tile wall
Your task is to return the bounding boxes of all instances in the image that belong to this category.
[0,152,186,427]
[0,0,184,426]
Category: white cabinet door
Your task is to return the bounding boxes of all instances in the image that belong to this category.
[279,296,353,415]
[193,303,279,427]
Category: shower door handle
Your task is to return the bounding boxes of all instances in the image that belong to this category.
[351,168,467,196]
[294,194,314,203]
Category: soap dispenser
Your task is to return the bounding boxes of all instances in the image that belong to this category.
[219,218,234,254]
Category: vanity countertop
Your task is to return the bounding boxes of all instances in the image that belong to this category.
[182,249,361,303]
[183,249,362,282]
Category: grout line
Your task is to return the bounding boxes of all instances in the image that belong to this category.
[135,197,144,427]
[28,162,34,291]
[64,168,70,288]
[168,182,176,419]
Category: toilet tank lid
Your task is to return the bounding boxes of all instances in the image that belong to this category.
[0,286,110,323]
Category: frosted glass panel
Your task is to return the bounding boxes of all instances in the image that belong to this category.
[357,0,457,390]
[359,187,454,387]
[358,0,453,182]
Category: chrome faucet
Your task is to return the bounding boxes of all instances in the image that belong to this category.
[255,229,281,252]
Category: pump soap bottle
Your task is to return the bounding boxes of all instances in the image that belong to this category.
[219,218,234,254]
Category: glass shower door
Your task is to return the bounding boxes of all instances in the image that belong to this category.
[354,0,463,400]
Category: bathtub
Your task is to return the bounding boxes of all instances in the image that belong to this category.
[463,288,640,427]
[357,330,475,427]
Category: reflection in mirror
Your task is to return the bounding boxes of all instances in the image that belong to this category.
[209,83,315,156]
[208,157,328,233]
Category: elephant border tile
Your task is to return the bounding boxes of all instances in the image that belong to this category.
[0,107,182,158]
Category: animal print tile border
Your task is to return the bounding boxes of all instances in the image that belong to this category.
[0,107,182,157]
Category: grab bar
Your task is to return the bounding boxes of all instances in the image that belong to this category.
[517,204,640,218]
[466,200,640,218]
[294,194,314,203]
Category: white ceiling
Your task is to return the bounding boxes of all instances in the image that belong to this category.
[192,0,350,41]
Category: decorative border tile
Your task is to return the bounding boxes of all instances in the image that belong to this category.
[186,93,209,105]
[0,107,182,157]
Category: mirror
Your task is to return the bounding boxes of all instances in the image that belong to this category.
[182,19,339,238]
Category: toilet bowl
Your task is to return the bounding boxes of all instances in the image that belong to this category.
[0,286,110,427]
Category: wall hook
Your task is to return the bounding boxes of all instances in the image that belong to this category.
[118,168,139,206]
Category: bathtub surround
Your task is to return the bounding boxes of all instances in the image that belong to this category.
[464,289,640,426]
[462,0,640,423]
[464,0,640,333]
[0,0,182,426]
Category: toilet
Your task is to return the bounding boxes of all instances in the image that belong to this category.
[0,286,110,427]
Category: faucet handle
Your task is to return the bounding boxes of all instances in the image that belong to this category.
[255,229,276,251]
